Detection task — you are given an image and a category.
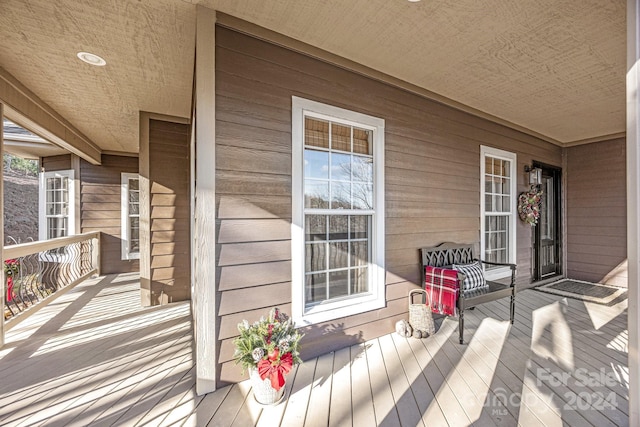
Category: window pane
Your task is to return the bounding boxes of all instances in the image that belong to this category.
[329,242,349,269]
[501,195,511,212]
[305,243,326,272]
[305,118,329,148]
[353,128,372,155]
[485,194,493,212]
[305,180,329,209]
[305,273,327,304]
[352,183,373,209]
[305,215,326,241]
[485,215,509,268]
[129,178,139,191]
[48,217,67,239]
[331,123,351,152]
[350,268,368,294]
[331,153,351,181]
[350,241,368,267]
[130,215,140,252]
[305,150,329,179]
[129,203,139,215]
[331,181,351,209]
[501,177,510,195]
[352,156,373,183]
[47,177,59,191]
[328,216,348,240]
[350,215,369,239]
[328,270,349,299]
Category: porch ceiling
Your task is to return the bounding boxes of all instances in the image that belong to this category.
[0,0,626,153]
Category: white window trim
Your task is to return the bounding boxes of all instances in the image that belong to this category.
[292,96,385,326]
[39,169,75,241]
[121,173,140,260]
[480,145,517,280]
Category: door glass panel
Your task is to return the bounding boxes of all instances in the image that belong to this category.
[541,176,554,240]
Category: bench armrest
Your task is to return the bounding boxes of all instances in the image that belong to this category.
[475,259,517,287]
[476,259,516,270]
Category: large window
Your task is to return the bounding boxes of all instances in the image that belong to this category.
[39,170,74,240]
[292,97,385,325]
[121,173,140,260]
[480,146,517,280]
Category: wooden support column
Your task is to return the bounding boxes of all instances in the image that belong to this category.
[139,114,151,306]
[71,154,81,235]
[139,112,190,307]
[0,102,4,348]
[194,5,217,395]
[627,0,640,424]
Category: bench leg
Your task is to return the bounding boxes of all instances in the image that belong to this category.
[510,294,515,324]
[459,309,464,344]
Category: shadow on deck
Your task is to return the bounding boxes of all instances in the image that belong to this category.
[0,273,630,426]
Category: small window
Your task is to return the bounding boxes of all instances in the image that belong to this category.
[121,173,140,260]
[39,170,74,240]
[292,97,385,325]
[480,146,517,280]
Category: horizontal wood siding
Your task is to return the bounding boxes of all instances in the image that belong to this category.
[148,119,191,304]
[215,26,562,384]
[565,138,627,287]
[80,155,138,274]
[41,154,71,171]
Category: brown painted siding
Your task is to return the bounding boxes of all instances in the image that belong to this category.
[41,154,71,171]
[565,138,627,287]
[147,119,191,304]
[215,26,562,384]
[80,155,139,274]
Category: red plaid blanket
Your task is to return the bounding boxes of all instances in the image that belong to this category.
[424,266,459,317]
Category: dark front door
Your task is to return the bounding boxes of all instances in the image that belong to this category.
[534,164,562,280]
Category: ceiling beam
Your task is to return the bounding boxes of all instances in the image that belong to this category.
[0,67,102,165]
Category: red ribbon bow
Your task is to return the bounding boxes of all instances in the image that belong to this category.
[257,348,293,391]
[6,276,13,302]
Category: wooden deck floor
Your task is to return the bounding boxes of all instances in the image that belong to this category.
[0,273,629,426]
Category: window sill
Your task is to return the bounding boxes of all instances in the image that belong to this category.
[294,295,385,326]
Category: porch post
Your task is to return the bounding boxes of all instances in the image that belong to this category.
[193,5,217,395]
[0,102,4,348]
[627,0,640,424]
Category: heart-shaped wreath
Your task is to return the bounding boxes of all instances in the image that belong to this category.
[517,185,543,226]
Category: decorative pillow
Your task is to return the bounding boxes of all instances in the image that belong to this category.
[452,261,487,291]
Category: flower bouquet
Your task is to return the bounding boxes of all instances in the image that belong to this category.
[233,308,303,404]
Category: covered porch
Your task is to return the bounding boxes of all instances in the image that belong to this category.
[1,1,639,424]
[0,273,628,426]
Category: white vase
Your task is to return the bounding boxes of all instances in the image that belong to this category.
[249,368,286,405]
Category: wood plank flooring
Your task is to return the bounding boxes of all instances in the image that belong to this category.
[0,273,629,426]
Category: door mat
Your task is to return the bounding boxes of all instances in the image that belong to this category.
[535,279,627,305]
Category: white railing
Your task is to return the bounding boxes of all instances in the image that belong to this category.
[3,232,100,322]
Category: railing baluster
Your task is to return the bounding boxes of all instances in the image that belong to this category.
[3,232,100,322]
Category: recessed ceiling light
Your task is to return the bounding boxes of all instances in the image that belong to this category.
[408,0,421,2]
[77,51,106,66]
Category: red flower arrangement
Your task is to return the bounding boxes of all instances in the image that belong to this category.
[233,308,303,391]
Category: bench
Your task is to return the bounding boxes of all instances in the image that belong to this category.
[420,242,516,344]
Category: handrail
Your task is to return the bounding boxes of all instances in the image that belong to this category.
[4,231,100,259]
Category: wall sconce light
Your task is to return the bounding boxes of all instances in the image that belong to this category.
[524,165,542,185]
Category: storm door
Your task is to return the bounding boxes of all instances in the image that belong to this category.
[534,164,562,280]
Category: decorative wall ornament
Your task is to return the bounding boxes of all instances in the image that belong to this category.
[518,185,543,226]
